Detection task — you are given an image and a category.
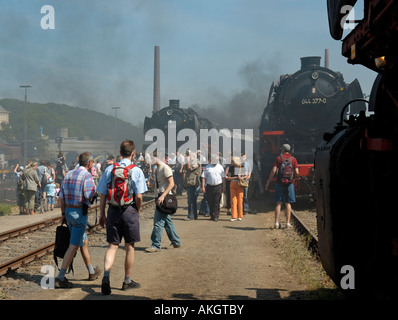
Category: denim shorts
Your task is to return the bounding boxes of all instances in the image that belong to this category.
[47,196,55,205]
[65,207,88,247]
[274,183,296,203]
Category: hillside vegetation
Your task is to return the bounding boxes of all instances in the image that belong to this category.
[0,99,144,148]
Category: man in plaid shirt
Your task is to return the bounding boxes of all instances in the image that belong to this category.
[55,151,101,288]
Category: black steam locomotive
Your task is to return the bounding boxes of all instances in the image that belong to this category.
[259,56,366,195]
[315,0,398,298]
[143,99,216,152]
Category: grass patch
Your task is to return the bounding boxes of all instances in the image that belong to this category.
[0,203,13,216]
[279,231,345,299]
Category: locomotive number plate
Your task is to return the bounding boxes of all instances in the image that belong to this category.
[301,98,327,104]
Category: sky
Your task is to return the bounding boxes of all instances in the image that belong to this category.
[0,0,377,128]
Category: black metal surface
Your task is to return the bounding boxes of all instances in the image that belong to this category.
[259,56,366,164]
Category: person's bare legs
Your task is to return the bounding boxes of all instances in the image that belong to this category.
[285,202,292,225]
[275,202,282,226]
[104,243,119,273]
[124,243,135,278]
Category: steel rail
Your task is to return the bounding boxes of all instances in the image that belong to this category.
[0,199,155,277]
[290,209,319,256]
[0,243,54,276]
[0,216,64,242]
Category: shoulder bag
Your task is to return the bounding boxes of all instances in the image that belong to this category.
[238,166,249,188]
[54,221,74,273]
[155,169,178,215]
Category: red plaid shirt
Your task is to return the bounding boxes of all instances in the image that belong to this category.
[59,166,96,206]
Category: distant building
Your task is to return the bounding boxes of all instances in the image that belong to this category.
[50,127,115,165]
[0,137,21,166]
[0,105,10,125]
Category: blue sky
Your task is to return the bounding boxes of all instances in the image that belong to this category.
[0,0,376,127]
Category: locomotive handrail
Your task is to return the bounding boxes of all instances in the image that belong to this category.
[339,98,369,127]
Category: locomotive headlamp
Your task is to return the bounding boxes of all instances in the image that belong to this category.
[375,56,386,70]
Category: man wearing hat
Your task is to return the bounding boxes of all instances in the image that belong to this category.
[265,144,299,229]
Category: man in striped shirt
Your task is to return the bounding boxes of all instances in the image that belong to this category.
[55,152,101,289]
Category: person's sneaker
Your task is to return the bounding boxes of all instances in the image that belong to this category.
[145,247,160,253]
[101,277,111,295]
[230,218,237,222]
[237,218,242,221]
[286,223,293,228]
[88,267,101,281]
[55,277,73,289]
[122,280,141,290]
[274,222,280,229]
[165,243,181,249]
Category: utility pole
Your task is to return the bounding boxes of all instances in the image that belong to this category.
[112,107,120,155]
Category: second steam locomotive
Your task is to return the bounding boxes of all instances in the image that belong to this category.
[143,99,216,153]
[259,55,366,196]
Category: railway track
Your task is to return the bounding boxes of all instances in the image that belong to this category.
[0,196,319,278]
[0,198,155,277]
[291,208,318,256]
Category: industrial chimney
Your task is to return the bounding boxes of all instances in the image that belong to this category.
[153,46,160,113]
[325,48,329,69]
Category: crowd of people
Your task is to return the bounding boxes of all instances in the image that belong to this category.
[14,160,59,215]
[15,140,298,293]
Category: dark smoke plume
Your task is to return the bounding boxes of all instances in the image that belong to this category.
[193,57,281,137]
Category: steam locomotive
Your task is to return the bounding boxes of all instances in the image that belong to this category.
[315,0,398,298]
[259,56,366,196]
[143,99,217,153]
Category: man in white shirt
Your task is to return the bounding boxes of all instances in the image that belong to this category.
[201,154,226,221]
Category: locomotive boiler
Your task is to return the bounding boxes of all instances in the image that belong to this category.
[315,0,398,298]
[259,56,366,196]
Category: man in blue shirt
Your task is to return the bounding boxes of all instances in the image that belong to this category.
[55,152,99,289]
[97,140,147,295]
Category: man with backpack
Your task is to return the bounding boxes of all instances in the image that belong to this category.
[97,140,147,295]
[265,144,299,229]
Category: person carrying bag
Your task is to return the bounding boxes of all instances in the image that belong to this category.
[146,151,181,253]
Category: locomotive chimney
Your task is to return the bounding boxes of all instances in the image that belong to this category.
[169,99,180,108]
[153,46,160,113]
[300,56,321,69]
[325,49,329,69]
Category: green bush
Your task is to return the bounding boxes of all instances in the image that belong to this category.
[0,203,13,216]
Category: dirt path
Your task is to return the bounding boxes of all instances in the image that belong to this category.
[23,195,311,301]
[1,194,341,302]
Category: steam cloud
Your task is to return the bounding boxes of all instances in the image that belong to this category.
[193,57,281,137]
